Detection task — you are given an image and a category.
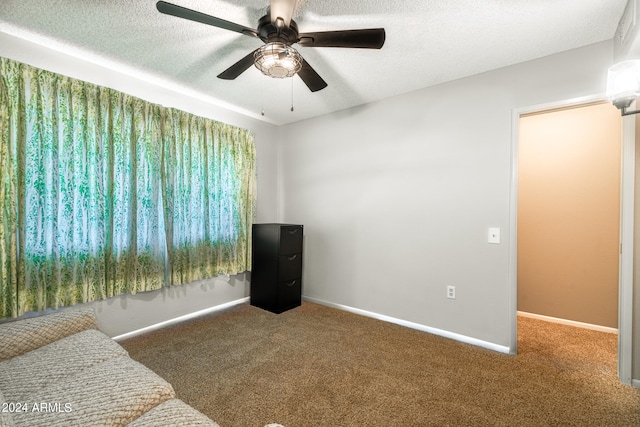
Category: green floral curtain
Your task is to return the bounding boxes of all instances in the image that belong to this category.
[0,57,256,318]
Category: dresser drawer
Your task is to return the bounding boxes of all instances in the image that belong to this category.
[279,226,303,254]
[278,278,301,311]
[278,253,302,281]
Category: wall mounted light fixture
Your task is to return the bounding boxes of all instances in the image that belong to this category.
[607,60,640,115]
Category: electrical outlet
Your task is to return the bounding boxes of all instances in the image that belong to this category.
[447,286,456,299]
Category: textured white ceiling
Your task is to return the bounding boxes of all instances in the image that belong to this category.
[0,0,628,125]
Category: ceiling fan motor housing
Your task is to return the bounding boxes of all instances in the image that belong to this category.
[254,14,303,78]
[257,14,299,45]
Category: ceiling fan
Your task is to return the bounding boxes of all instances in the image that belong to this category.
[156,0,385,92]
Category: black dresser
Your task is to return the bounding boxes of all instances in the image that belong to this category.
[250,223,303,313]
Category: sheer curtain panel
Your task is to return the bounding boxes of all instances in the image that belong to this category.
[0,57,256,318]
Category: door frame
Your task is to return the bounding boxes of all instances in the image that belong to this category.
[508,95,634,385]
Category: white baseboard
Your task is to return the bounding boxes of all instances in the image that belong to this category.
[112,297,250,341]
[303,296,510,355]
[632,379,640,389]
[517,311,618,334]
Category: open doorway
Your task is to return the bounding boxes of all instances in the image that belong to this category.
[517,101,622,329]
[514,100,623,372]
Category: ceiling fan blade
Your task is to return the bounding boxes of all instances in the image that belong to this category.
[156,1,258,38]
[297,58,327,92]
[217,49,260,80]
[270,0,296,27]
[298,28,385,49]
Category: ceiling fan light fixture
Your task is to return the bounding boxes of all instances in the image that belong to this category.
[254,42,302,78]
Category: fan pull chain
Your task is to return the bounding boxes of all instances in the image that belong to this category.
[290,77,294,112]
[261,79,265,116]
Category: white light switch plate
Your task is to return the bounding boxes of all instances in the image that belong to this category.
[488,227,500,244]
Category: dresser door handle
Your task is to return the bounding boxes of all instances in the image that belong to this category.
[285,280,297,287]
[288,229,299,235]
[287,255,297,261]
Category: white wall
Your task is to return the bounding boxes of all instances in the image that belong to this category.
[278,41,615,349]
[0,32,280,337]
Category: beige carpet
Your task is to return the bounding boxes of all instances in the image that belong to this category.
[120,302,639,426]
